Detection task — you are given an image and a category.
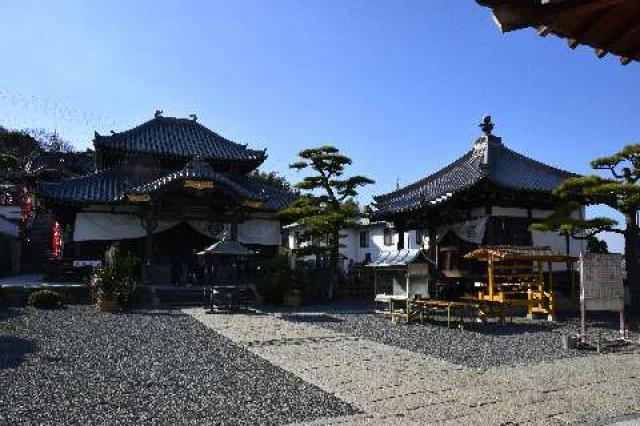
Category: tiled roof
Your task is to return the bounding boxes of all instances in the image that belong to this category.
[374,135,575,217]
[38,159,295,211]
[94,116,266,164]
[39,168,131,204]
[128,160,258,200]
[198,240,254,256]
[367,249,424,267]
[225,174,297,211]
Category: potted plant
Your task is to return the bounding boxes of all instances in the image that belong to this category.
[90,243,138,312]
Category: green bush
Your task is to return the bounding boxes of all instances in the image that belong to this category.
[90,243,139,304]
[27,289,62,309]
[255,254,310,304]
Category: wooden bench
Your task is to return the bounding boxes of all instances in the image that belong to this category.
[409,299,473,329]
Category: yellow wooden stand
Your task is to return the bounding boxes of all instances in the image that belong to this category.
[465,247,578,322]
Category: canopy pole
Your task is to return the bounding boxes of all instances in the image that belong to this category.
[406,270,410,298]
[374,269,378,297]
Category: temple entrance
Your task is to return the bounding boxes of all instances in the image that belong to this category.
[149,222,217,284]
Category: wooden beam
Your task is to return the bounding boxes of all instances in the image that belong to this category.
[595,48,608,58]
[620,46,640,64]
[608,17,640,54]
[537,25,552,37]
[485,0,627,32]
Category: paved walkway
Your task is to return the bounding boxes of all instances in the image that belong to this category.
[186,308,640,426]
[0,273,84,288]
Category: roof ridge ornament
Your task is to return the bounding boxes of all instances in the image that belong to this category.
[189,114,198,122]
[475,114,502,146]
[480,115,494,136]
[154,110,163,118]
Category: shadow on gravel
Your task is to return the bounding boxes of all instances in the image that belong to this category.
[0,308,22,321]
[461,322,561,336]
[0,336,37,369]
[123,309,187,317]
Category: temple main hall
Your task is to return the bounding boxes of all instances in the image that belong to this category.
[38,112,294,283]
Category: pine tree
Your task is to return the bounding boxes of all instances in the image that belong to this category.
[533,144,640,311]
[280,146,374,298]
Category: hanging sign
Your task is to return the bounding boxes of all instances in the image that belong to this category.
[184,180,214,190]
[127,194,151,203]
[242,199,264,209]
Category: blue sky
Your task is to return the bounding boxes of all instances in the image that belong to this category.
[1,0,638,252]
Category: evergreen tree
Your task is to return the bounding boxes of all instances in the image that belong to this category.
[248,169,292,191]
[280,146,374,298]
[533,144,640,311]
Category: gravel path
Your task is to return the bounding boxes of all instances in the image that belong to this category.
[276,303,639,369]
[0,306,357,425]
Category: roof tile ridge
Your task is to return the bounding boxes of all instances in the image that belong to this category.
[374,147,479,202]
[498,142,576,177]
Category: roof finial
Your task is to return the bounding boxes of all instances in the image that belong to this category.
[396,177,400,190]
[154,110,163,118]
[189,114,198,122]
[479,115,494,136]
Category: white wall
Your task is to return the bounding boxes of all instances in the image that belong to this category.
[286,224,419,269]
[287,204,590,271]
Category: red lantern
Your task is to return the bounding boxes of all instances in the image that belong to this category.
[52,221,62,259]
[21,186,34,233]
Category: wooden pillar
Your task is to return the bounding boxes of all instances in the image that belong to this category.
[396,224,405,250]
[426,226,437,295]
[140,208,158,284]
[228,207,242,241]
[488,256,494,300]
[547,261,555,321]
[230,221,238,242]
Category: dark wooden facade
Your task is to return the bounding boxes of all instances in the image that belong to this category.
[477,0,640,65]
[38,113,293,282]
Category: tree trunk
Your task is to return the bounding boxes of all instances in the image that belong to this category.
[328,227,341,300]
[624,211,640,315]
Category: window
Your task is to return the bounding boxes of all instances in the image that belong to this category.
[359,230,370,248]
[415,229,422,246]
[383,228,393,246]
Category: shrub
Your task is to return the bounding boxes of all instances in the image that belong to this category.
[255,255,290,304]
[90,243,138,304]
[27,289,62,309]
[255,254,310,304]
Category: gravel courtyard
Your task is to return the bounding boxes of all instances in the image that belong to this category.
[0,307,357,425]
[188,304,640,425]
[260,301,640,370]
[3,303,640,425]
[280,304,639,368]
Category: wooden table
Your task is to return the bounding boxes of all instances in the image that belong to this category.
[408,299,473,329]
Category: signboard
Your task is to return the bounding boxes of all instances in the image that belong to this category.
[73,260,102,268]
[580,253,625,312]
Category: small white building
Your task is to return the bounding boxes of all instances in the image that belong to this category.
[284,218,422,270]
